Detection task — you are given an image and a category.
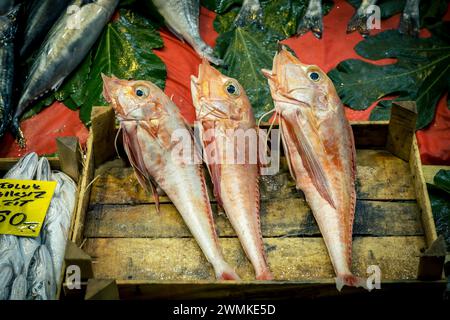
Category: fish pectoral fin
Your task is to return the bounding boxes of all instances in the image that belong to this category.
[199,121,223,206]
[122,129,161,212]
[282,112,336,209]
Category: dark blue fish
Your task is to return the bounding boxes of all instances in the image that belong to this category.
[20,0,73,58]
[0,5,19,139]
[12,0,119,147]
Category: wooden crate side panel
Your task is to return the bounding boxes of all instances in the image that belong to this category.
[410,136,437,246]
[83,237,426,282]
[71,134,95,246]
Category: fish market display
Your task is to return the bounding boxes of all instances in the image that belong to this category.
[102,74,239,280]
[263,47,365,290]
[0,153,78,300]
[12,0,119,146]
[20,0,72,58]
[191,60,273,280]
[152,0,223,65]
[0,5,19,139]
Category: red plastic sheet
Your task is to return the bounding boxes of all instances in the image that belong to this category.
[1,1,449,164]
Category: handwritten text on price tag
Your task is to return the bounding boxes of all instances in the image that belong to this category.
[0,179,56,237]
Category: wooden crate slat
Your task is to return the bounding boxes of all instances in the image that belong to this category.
[83,236,426,282]
[83,199,422,238]
[89,149,416,205]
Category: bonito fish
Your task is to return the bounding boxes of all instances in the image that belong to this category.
[13,0,119,146]
[0,5,19,139]
[20,0,73,58]
[191,60,273,280]
[102,75,239,280]
[262,47,365,290]
[151,0,223,65]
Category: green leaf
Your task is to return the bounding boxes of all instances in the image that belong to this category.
[328,29,450,129]
[213,0,333,39]
[73,9,166,125]
[428,169,450,251]
[212,0,334,119]
[55,51,92,105]
[215,25,278,119]
[434,169,450,194]
[369,100,392,121]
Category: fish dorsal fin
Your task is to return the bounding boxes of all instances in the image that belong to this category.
[122,127,160,213]
[281,110,336,209]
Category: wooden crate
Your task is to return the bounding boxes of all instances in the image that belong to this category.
[0,137,84,299]
[68,102,446,300]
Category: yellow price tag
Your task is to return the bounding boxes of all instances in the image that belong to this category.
[0,179,57,237]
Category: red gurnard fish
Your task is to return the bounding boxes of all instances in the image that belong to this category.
[102,75,239,280]
[262,48,366,290]
[191,61,273,280]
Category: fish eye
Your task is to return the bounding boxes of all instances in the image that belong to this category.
[134,85,149,98]
[224,81,240,97]
[308,71,320,82]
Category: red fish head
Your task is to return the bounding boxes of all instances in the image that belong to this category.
[262,47,340,114]
[102,74,165,121]
[191,60,253,124]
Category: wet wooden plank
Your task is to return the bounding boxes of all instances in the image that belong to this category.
[89,149,416,205]
[83,236,426,282]
[83,200,422,238]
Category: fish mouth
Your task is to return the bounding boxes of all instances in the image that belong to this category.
[101,73,121,104]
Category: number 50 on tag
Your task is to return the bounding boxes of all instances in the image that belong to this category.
[0,179,57,237]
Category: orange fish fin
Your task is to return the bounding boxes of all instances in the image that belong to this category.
[122,129,160,213]
[281,111,336,209]
[199,121,224,207]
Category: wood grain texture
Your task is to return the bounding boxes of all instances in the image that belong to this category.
[83,237,426,282]
[89,149,416,205]
[409,137,437,246]
[83,200,422,238]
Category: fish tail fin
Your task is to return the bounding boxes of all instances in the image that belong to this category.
[216,264,240,281]
[256,270,274,281]
[335,274,368,291]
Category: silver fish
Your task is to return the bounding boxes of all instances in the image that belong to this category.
[0,265,13,300]
[9,273,27,300]
[19,236,41,275]
[152,0,223,65]
[3,152,39,179]
[42,171,76,284]
[13,0,119,146]
[27,245,56,300]
[0,235,24,300]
